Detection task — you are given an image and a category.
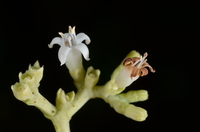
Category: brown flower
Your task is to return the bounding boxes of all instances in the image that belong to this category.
[123,52,155,78]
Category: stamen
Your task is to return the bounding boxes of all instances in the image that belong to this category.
[141,62,156,73]
[132,59,140,67]
[65,41,70,46]
[64,36,73,47]
[68,33,77,46]
[71,26,76,34]
[123,58,133,66]
[137,52,148,68]
[68,36,72,41]
[140,68,149,76]
[59,32,67,47]
[68,26,72,33]
[69,26,76,34]
[58,32,64,38]
[147,65,156,73]
[67,36,72,47]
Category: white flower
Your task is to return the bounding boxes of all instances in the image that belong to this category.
[48,26,91,69]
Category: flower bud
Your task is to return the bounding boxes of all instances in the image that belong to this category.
[11,82,33,101]
[19,71,35,85]
[28,61,44,83]
[124,104,148,121]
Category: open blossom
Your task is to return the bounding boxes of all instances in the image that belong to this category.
[115,52,155,88]
[48,26,91,69]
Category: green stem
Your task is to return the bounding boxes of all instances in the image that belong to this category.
[47,67,99,132]
[50,114,71,132]
[25,93,57,117]
[47,88,92,132]
[69,88,92,117]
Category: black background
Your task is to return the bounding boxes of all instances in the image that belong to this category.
[0,1,197,132]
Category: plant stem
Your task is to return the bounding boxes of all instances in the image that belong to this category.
[51,115,71,132]
[26,93,57,117]
[69,88,92,117]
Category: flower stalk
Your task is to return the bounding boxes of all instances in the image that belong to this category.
[11,61,57,117]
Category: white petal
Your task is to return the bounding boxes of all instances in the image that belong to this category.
[48,37,63,48]
[76,33,91,44]
[58,46,71,66]
[73,43,90,61]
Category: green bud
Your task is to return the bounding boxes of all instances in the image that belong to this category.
[117,90,148,103]
[11,82,33,101]
[124,105,147,121]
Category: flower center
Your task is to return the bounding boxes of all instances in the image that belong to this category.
[136,52,148,68]
[123,52,155,78]
[65,34,77,47]
[65,40,70,47]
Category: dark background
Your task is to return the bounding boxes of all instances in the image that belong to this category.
[0,1,197,132]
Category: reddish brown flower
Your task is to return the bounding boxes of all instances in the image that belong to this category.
[123,52,155,78]
[115,52,155,88]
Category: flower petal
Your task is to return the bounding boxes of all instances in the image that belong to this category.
[76,33,91,44]
[140,68,148,76]
[58,46,71,66]
[73,43,90,61]
[48,37,62,48]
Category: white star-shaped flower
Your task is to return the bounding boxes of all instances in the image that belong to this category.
[48,26,91,70]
